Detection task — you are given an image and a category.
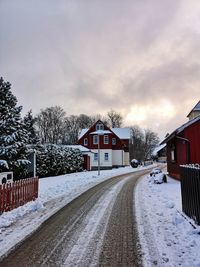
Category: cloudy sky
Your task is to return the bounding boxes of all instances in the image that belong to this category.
[1,0,200,139]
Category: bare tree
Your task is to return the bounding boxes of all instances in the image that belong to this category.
[90,114,109,126]
[129,126,159,161]
[129,125,144,161]
[143,129,159,160]
[36,106,66,144]
[77,114,93,130]
[107,109,123,128]
[63,115,80,145]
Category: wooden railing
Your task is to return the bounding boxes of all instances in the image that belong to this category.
[0,177,38,214]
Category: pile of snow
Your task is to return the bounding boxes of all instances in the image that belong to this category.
[136,173,200,266]
[149,168,167,184]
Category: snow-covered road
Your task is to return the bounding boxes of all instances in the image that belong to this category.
[1,171,144,266]
[0,166,150,260]
[63,176,130,267]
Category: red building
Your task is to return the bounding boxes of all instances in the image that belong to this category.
[78,120,130,170]
[161,112,200,180]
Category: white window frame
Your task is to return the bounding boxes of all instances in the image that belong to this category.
[171,144,176,162]
[93,135,98,144]
[104,153,109,161]
[96,123,104,131]
[84,138,88,146]
[104,135,109,144]
[94,153,98,161]
[171,149,175,161]
[112,137,116,145]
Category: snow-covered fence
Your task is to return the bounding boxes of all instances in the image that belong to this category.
[0,177,38,214]
[180,164,200,225]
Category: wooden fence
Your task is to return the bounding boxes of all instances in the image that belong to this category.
[0,177,38,214]
[180,164,200,225]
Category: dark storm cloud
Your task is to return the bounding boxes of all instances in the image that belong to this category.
[121,60,200,106]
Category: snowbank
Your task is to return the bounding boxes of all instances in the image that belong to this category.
[135,173,200,267]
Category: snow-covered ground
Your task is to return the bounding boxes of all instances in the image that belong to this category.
[1,164,200,266]
[135,172,200,267]
[0,165,150,258]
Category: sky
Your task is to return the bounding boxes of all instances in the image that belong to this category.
[1,0,200,140]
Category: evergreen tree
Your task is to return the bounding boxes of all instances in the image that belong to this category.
[23,110,39,144]
[0,77,29,177]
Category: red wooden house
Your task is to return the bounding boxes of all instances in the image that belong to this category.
[78,120,130,170]
[161,102,200,179]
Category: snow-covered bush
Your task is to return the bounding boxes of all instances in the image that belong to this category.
[153,173,167,184]
[131,159,139,168]
[29,144,83,178]
[148,168,167,184]
[150,168,162,176]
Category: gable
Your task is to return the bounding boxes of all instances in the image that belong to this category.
[78,120,108,140]
[187,100,200,118]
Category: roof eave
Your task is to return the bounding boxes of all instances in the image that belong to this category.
[160,132,176,145]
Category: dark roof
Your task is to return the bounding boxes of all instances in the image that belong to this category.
[187,100,200,117]
[161,115,200,144]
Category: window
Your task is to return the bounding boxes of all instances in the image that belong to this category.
[94,153,98,161]
[84,138,88,146]
[171,144,176,162]
[96,123,104,131]
[104,153,109,161]
[93,135,98,144]
[112,138,116,145]
[104,135,109,144]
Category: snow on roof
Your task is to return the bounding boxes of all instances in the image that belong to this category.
[193,101,200,110]
[90,130,112,135]
[161,115,200,144]
[111,128,130,139]
[187,100,200,117]
[152,144,166,156]
[79,127,130,140]
[78,129,88,139]
[65,145,91,152]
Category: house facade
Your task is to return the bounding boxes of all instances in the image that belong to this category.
[78,120,130,170]
[161,102,200,179]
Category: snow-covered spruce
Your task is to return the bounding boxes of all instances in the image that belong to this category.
[0,77,29,178]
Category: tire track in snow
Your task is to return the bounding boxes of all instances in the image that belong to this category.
[63,177,130,267]
[0,173,134,267]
